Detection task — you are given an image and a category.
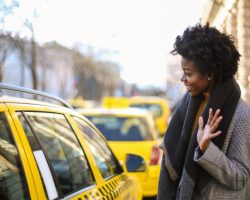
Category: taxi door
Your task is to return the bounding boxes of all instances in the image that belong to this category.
[7,104,101,200]
[67,114,143,200]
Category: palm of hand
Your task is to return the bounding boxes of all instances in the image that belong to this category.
[197,123,211,144]
[197,108,223,152]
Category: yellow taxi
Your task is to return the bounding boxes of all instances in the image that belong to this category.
[0,83,143,200]
[129,96,170,137]
[102,97,130,108]
[79,107,162,198]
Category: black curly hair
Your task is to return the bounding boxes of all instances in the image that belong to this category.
[171,23,240,83]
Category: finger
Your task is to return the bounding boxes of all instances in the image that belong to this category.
[210,109,221,125]
[211,116,223,132]
[207,108,213,125]
[210,109,220,125]
[208,131,222,139]
[199,116,204,130]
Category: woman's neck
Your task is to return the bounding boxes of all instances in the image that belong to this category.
[203,92,210,102]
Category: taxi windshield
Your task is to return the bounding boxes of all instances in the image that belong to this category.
[130,103,162,118]
[86,116,153,141]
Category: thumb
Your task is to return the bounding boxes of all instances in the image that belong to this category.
[199,116,204,130]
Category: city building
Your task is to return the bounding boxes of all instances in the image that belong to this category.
[202,0,250,102]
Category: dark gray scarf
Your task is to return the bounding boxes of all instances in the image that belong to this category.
[162,78,241,199]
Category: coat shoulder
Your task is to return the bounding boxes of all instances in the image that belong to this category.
[235,99,250,122]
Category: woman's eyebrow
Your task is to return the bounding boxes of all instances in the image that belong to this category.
[183,68,193,72]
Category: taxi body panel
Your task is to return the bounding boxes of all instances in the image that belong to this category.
[0,96,143,200]
[8,109,47,200]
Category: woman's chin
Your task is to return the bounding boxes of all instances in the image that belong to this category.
[188,90,199,96]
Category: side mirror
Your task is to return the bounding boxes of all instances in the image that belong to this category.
[125,154,146,172]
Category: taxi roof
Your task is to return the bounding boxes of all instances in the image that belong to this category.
[0,96,65,107]
[0,95,90,121]
[0,96,77,115]
[0,83,72,109]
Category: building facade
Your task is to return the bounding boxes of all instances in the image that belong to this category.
[202,0,250,103]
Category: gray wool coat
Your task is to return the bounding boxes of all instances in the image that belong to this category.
[158,99,250,200]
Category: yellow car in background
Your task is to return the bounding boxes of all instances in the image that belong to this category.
[79,107,162,198]
[0,83,143,200]
[102,96,130,108]
[129,96,170,137]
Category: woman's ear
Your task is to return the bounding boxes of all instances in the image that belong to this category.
[207,73,214,81]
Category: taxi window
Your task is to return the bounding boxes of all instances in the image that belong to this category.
[0,113,30,200]
[85,116,153,141]
[73,117,122,179]
[17,112,95,197]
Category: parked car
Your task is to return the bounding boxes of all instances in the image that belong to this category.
[79,107,162,198]
[0,83,143,200]
[101,96,171,137]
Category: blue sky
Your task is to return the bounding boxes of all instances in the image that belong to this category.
[5,0,205,87]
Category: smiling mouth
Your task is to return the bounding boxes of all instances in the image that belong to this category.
[185,85,192,91]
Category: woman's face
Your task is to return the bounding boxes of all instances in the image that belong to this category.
[181,57,213,96]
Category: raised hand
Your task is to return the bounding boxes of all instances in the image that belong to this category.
[197,108,223,152]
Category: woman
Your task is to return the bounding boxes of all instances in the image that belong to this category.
[157,23,250,200]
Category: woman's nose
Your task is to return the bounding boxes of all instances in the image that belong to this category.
[181,74,186,82]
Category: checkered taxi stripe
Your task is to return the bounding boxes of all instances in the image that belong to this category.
[77,174,133,200]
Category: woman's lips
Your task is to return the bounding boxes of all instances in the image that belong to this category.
[185,85,192,91]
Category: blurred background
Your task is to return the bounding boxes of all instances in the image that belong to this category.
[0,0,249,110]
